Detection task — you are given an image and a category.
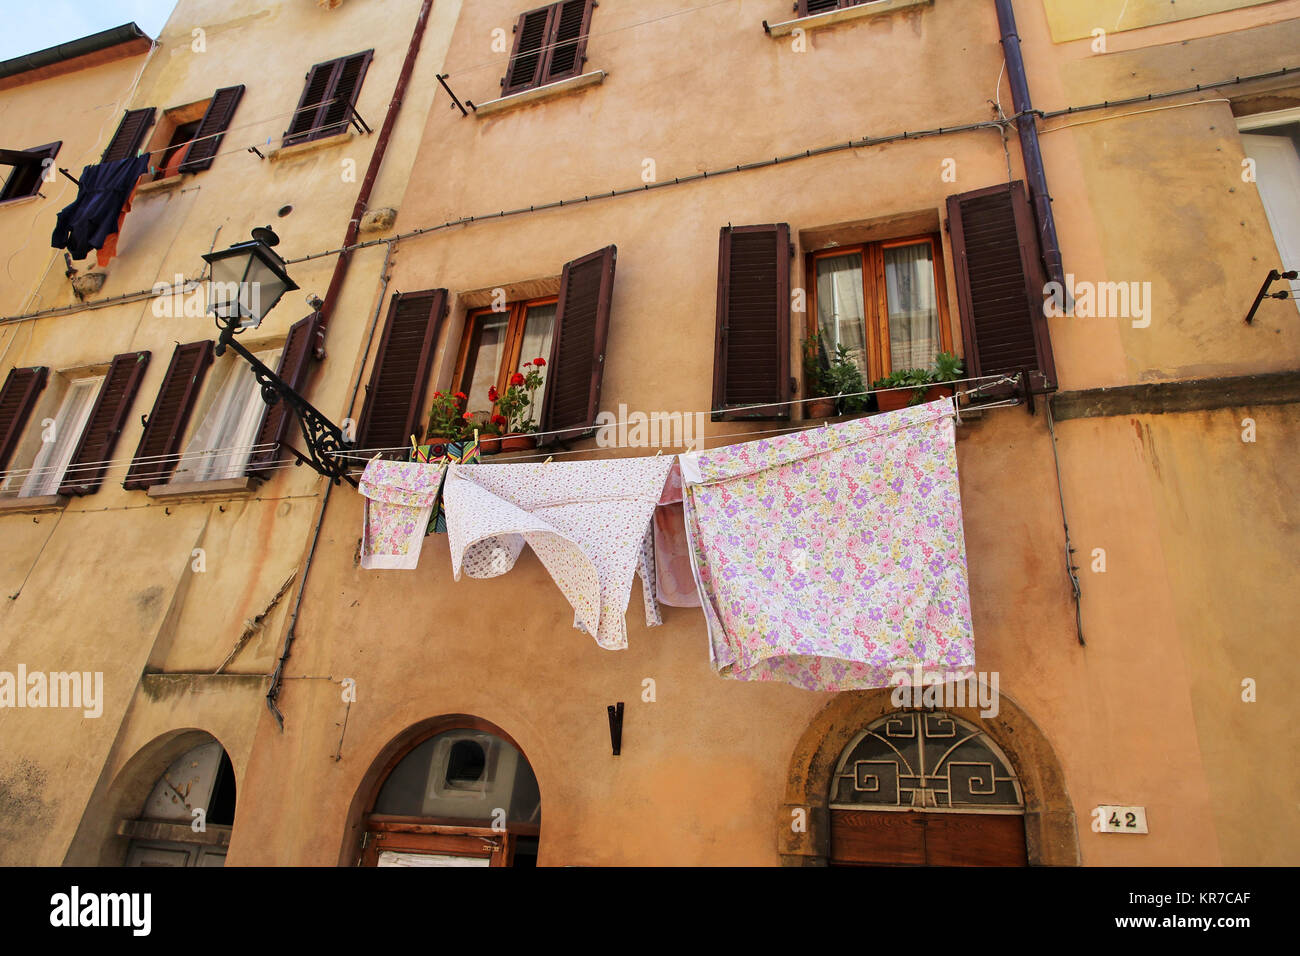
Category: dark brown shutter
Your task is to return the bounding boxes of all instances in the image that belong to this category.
[284,51,372,146]
[246,313,322,478]
[0,142,61,201]
[0,366,48,471]
[503,7,553,94]
[356,290,447,452]
[178,85,245,174]
[123,341,213,490]
[318,51,372,138]
[544,0,594,83]
[101,108,156,164]
[800,0,846,16]
[59,351,150,496]
[712,224,791,421]
[946,181,1057,394]
[539,245,617,443]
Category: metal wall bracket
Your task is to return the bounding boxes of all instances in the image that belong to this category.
[607,702,624,756]
[1245,268,1298,323]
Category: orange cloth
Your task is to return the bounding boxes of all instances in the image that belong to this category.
[95,181,141,267]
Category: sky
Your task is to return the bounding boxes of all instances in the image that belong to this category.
[0,0,175,62]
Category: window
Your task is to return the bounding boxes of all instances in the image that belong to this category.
[0,142,61,202]
[283,51,373,147]
[454,298,557,419]
[141,87,245,180]
[809,235,953,385]
[2,376,101,498]
[798,0,861,15]
[170,348,281,484]
[124,341,215,490]
[1238,110,1300,314]
[502,0,594,95]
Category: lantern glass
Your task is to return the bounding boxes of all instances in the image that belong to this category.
[203,238,297,329]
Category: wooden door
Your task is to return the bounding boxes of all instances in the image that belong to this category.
[830,809,1027,866]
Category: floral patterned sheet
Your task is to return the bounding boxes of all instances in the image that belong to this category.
[358,459,447,570]
[679,399,974,691]
[443,457,676,649]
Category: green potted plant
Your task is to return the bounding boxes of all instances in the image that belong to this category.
[872,351,964,411]
[425,391,471,447]
[801,330,838,419]
[824,344,870,416]
[492,357,546,452]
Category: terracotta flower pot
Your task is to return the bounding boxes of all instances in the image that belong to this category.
[479,436,503,455]
[498,433,537,453]
[875,383,954,413]
[804,397,838,419]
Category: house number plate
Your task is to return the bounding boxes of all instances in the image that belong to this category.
[1095,805,1149,834]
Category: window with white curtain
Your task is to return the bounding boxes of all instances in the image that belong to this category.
[810,236,950,385]
[2,376,102,498]
[170,349,280,484]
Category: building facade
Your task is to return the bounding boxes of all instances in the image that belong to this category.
[1,0,1298,867]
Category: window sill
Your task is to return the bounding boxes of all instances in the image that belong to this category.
[134,174,184,195]
[146,477,256,500]
[268,131,354,162]
[474,71,607,118]
[765,0,933,37]
[0,493,67,514]
[0,192,42,209]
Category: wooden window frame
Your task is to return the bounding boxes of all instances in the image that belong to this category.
[452,295,558,412]
[502,0,595,96]
[805,233,953,386]
[0,142,61,202]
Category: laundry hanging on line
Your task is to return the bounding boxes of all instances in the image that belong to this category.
[442,456,675,650]
[653,460,701,608]
[679,399,975,692]
[50,154,150,260]
[358,458,446,570]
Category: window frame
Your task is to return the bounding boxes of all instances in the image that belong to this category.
[3,373,103,499]
[283,50,374,148]
[502,0,595,96]
[452,295,559,416]
[805,233,954,386]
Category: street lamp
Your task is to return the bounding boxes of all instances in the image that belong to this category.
[201,228,354,486]
[202,226,298,329]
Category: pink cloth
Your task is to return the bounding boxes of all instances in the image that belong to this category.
[652,461,701,607]
[358,459,446,570]
[679,400,974,691]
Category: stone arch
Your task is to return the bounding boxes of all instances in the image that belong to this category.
[778,687,1078,865]
[339,713,541,866]
[64,727,233,866]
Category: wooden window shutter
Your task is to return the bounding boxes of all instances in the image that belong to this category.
[284,51,372,146]
[544,0,594,84]
[246,313,322,478]
[0,366,48,471]
[800,0,847,16]
[178,85,245,174]
[101,108,156,164]
[539,245,617,443]
[356,290,447,452]
[0,142,61,202]
[123,341,213,490]
[59,351,151,496]
[946,181,1057,394]
[712,224,791,421]
[503,7,554,94]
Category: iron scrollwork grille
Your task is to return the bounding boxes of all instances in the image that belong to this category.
[829,712,1023,811]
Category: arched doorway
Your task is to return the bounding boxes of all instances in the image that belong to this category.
[356,716,541,867]
[122,737,237,867]
[828,712,1025,866]
[779,689,1078,866]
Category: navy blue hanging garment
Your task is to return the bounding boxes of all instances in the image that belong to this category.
[50,153,150,259]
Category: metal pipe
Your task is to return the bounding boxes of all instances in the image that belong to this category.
[316,0,434,337]
[994,0,1064,288]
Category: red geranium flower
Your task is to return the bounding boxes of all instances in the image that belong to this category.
[454,391,467,401]
[487,386,498,402]
[462,412,474,421]
[533,357,546,367]
[492,414,508,427]
[510,372,525,386]
[433,391,443,399]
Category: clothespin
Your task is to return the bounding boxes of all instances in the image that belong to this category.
[543,456,553,465]
[952,393,963,426]
[410,434,418,456]
[655,449,663,456]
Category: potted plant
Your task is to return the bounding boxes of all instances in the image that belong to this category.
[801,330,838,419]
[824,344,870,416]
[425,391,471,452]
[491,357,546,452]
[872,352,964,411]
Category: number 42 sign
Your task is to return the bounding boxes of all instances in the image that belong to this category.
[1092,805,1149,834]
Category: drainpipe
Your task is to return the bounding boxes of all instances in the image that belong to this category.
[994,0,1065,288]
[265,0,435,725]
[315,0,434,345]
